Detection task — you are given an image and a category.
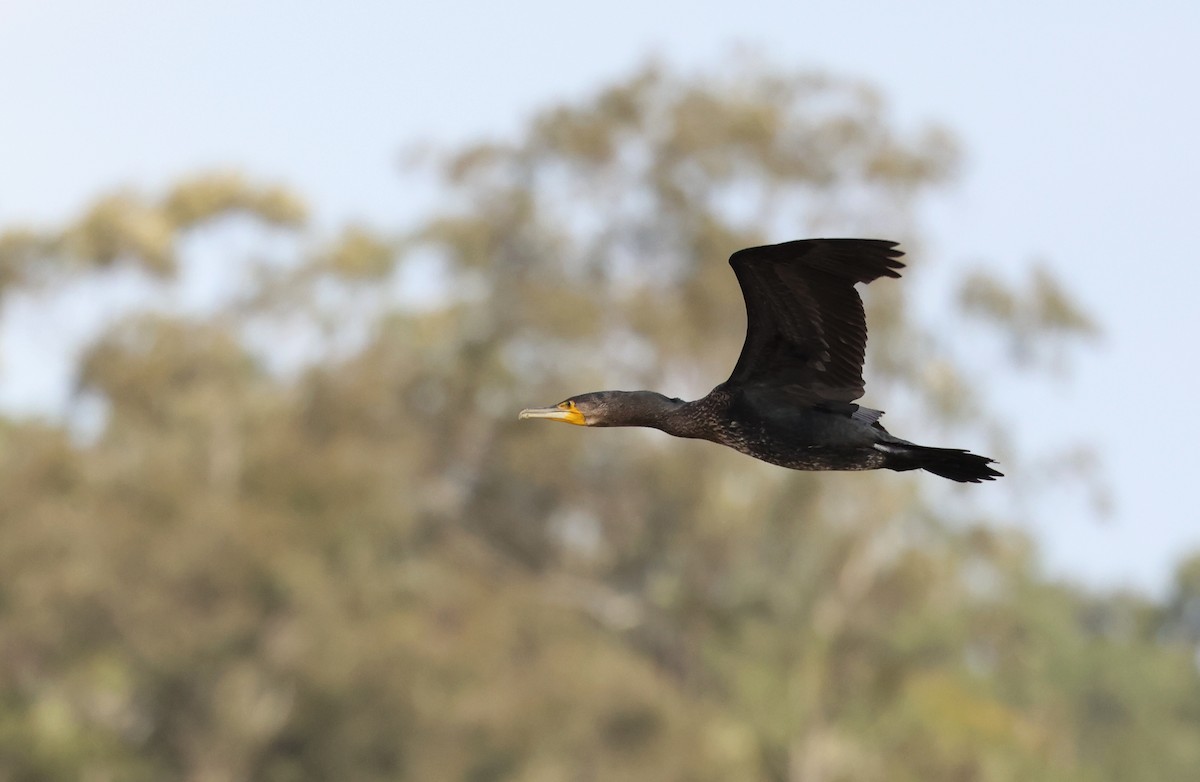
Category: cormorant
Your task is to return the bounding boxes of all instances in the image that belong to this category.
[519,239,1001,482]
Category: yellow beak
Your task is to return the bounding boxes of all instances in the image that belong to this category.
[518,403,586,426]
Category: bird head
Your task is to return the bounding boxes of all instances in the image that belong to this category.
[519,391,683,428]
[518,392,608,426]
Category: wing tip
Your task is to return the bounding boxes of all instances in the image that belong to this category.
[730,238,907,282]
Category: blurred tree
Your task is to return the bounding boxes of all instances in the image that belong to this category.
[1163,554,1200,643]
[0,59,1195,782]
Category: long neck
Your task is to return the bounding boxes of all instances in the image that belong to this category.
[609,391,715,441]
[604,391,685,428]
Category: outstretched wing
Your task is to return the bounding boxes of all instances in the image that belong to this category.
[726,238,905,402]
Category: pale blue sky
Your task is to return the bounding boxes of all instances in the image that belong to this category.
[2,1,1197,595]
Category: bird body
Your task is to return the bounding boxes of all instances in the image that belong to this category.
[520,239,1001,483]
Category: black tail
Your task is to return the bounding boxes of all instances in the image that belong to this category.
[881,443,1002,483]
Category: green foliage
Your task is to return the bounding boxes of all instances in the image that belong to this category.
[959,266,1098,368]
[0,173,307,287]
[0,60,1195,782]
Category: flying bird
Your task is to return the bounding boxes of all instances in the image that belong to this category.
[519,239,1001,482]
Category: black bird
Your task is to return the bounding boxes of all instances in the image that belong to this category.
[519,239,1001,482]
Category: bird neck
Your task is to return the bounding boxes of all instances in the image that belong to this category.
[603,391,691,432]
[626,393,714,441]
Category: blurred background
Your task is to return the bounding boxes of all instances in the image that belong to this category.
[1,2,1198,780]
